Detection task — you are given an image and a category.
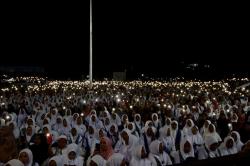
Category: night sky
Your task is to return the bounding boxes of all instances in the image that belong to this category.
[0,1,249,79]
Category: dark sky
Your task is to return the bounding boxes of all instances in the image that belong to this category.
[0,1,249,79]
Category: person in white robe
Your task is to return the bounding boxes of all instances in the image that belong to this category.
[170,137,195,164]
[58,118,71,137]
[127,122,139,138]
[231,131,244,152]
[148,140,172,166]
[218,136,238,156]
[182,119,194,138]
[74,116,87,137]
[134,114,144,137]
[107,153,126,166]
[5,159,24,166]
[48,155,63,166]
[18,148,39,166]
[115,129,139,162]
[200,120,211,138]
[197,135,220,160]
[51,116,63,131]
[62,143,84,166]
[130,145,152,166]
[204,123,222,143]
[190,125,204,155]
[161,127,176,153]
[88,154,106,166]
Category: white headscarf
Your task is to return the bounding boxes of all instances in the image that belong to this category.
[170,120,179,141]
[149,140,161,155]
[107,153,124,166]
[25,125,35,143]
[191,126,204,146]
[182,119,194,137]
[48,155,63,166]
[19,148,33,166]
[134,114,143,130]
[218,136,237,156]
[119,129,139,161]
[149,140,172,166]
[5,159,24,166]
[204,135,220,158]
[63,143,84,166]
[231,131,243,152]
[60,118,71,136]
[201,120,211,138]
[180,137,195,160]
[204,124,222,143]
[52,115,63,131]
[151,113,160,128]
[90,154,106,166]
[89,114,104,130]
[111,113,122,126]
[130,145,151,166]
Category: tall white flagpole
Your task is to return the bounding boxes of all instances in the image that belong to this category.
[89,0,93,87]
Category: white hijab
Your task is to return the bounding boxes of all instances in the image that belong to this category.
[218,136,238,156]
[26,125,36,143]
[107,153,124,166]
[182,119,194,137]
[170,120,179,140]
[201,120,211,137]
[231,131,243,152]
[149,140,172,166]
[134,114,143,129]
[48,155,63,166]
[90,154,106,166]
[130,145,151,166]
[151,113,160,128]
[19,148,33,166]
[63,143,84,166]
[120,129,139,161]
[111,113,121,126]
[180,137,195,160]
[204,135,220,158]
[204,124,222,143]
[191,126,204,145]
[6,159,24,166]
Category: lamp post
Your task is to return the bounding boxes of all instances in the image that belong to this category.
[89,0,93,87]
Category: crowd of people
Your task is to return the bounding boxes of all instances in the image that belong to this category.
[0,77,250,166]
